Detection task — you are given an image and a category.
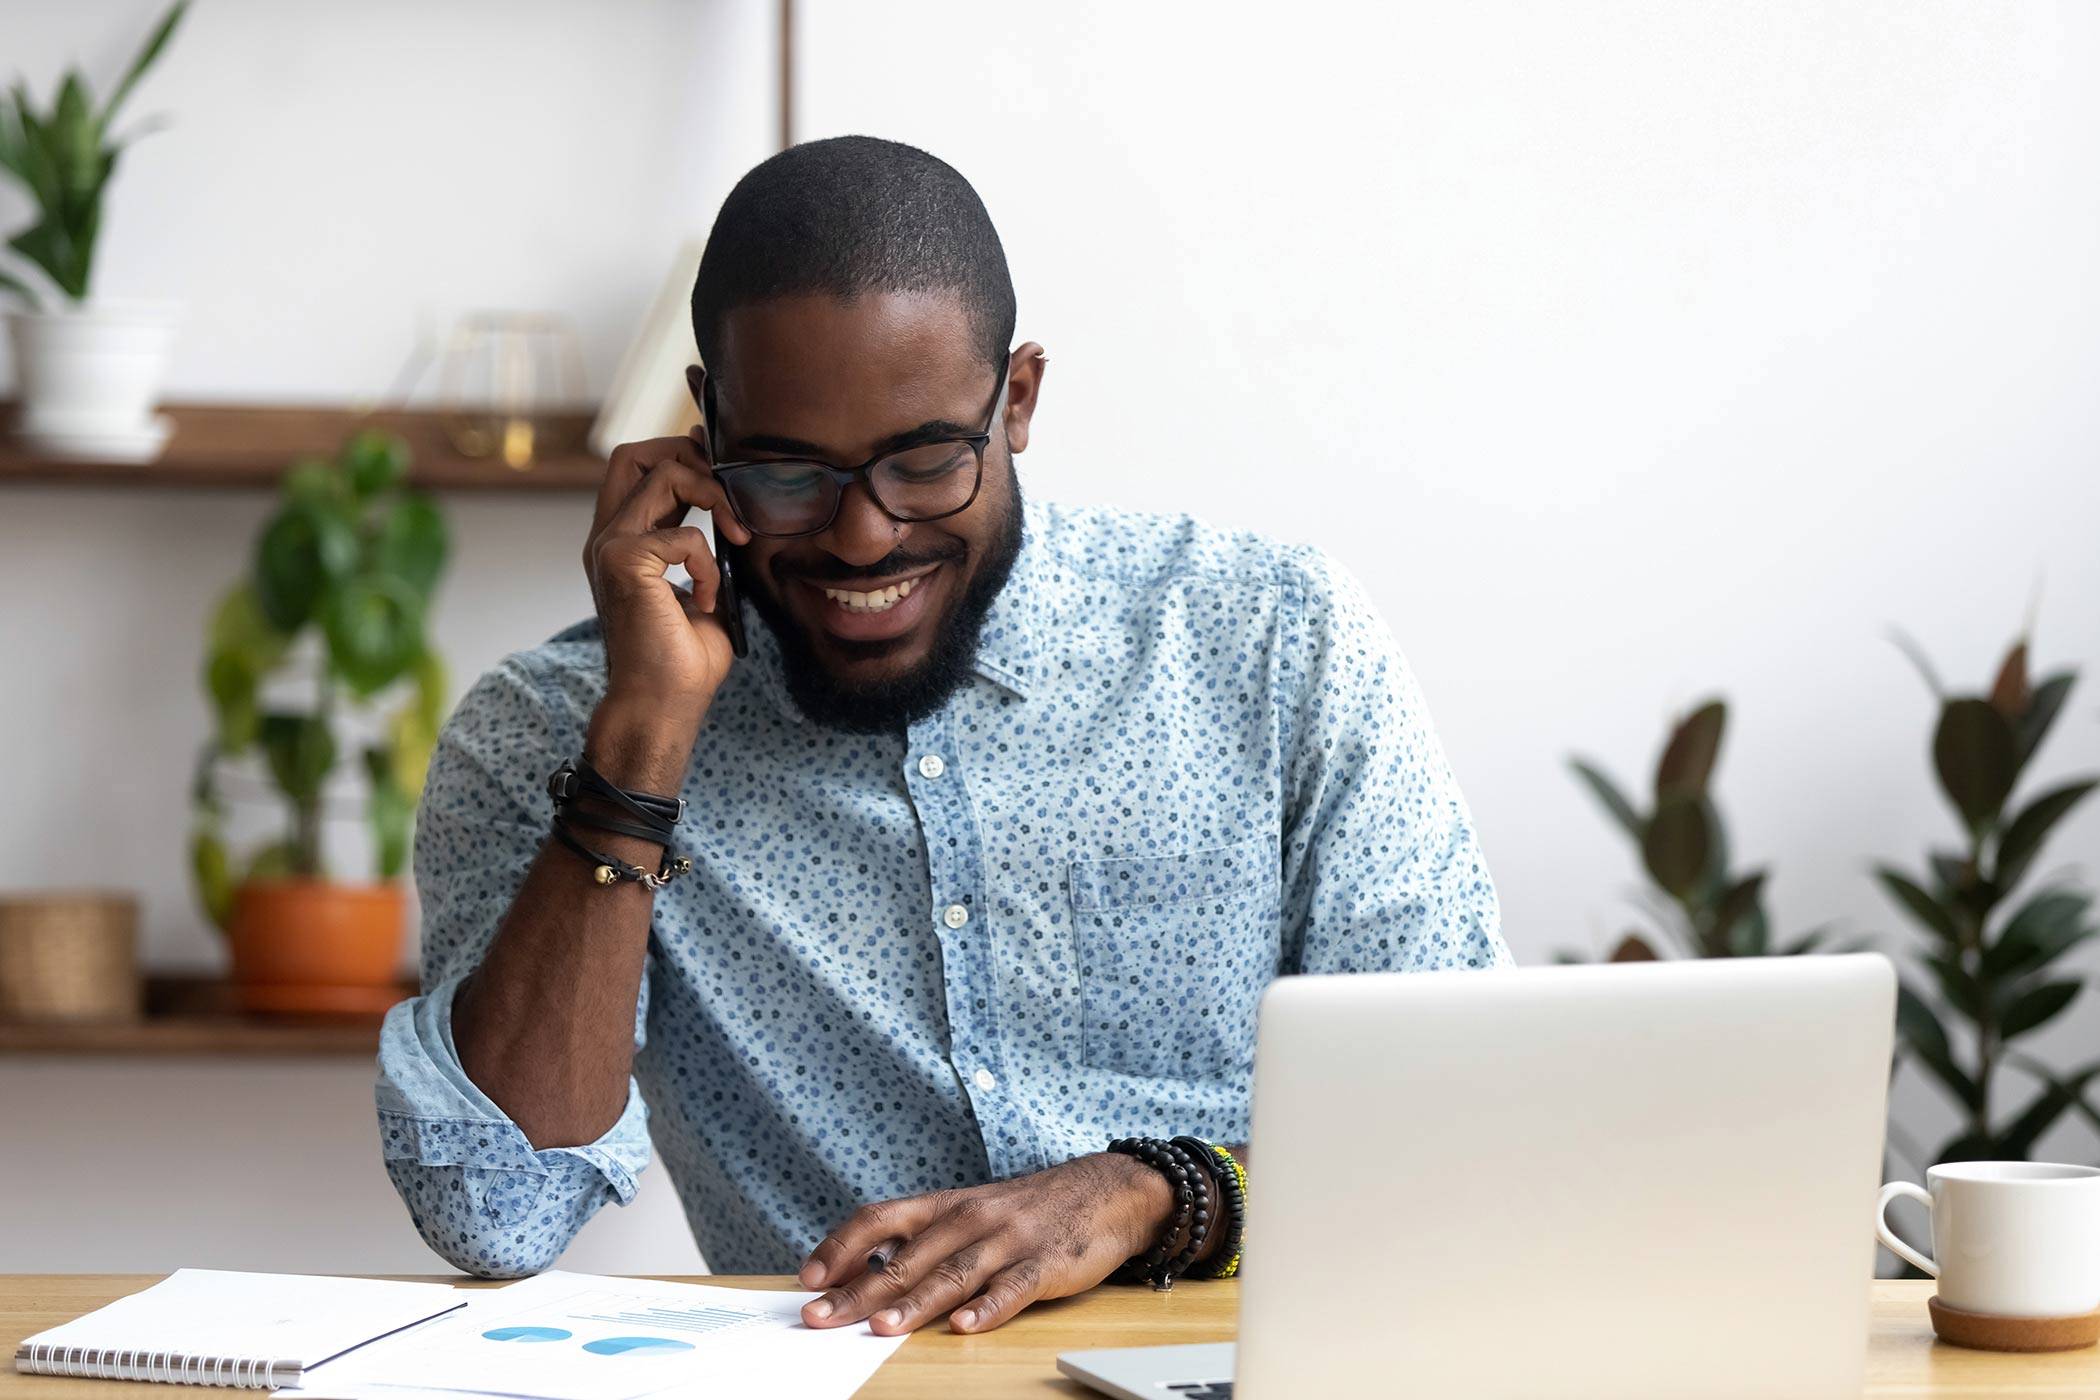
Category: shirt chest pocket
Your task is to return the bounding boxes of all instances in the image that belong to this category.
[1068,835,1281,1080]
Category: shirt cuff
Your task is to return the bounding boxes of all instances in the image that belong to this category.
[376,974,651,1204]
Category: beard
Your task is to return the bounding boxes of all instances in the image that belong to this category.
[731,472,1025,734]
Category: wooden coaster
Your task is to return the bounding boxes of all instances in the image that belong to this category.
[1928,1295,2100,1352]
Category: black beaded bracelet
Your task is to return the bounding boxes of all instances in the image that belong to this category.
[1174,1136,1246,1280]
[1107,1136,1214,1291]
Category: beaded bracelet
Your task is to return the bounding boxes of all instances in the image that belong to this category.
[1176,1138,1246,1280]
[1107,1136,1214,1291]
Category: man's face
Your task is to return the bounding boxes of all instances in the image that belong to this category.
[694,291,1045,731]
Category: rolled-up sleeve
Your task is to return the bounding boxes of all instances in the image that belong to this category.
[376,655,655,1277]
[1274,547,1511,975]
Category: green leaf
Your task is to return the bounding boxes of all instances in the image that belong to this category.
[1933,698,2019,831]
[1998,1068,2100,1159]
[1641,794,1711,898]
[322,575,424,696]
[1896,981,1980,1111]
[258,712,336,803]
[2016,673,2075,770]
[1925,952,1984,1021]
[1996,779,2097,893]
[207,581,291,678]
[370,492,448,595]
[101,1,189,130]
[2000,980,2083,1040]
[1876,867,1961,943]
[1654,700,1725,799]
[341,428,411,498]
[1568,758,1641,840]
[385,703,437,797]
[364,748,416,880]
[1711,871,1767,957]
[1608,934,1660,962]
[411,648,448,736]
[203,650,259,750]
[281,455,346,509]
[1888,628,1944,698]
[1935,1130,2002,1165]
[1985,889,2093,979]
[252,503,359,631]
[189,825,233,933]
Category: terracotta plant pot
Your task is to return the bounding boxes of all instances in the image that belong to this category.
[226,879,406,1015]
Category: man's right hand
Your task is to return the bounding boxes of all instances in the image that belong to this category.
[583,431,753,735]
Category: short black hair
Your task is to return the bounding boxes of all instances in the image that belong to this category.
[690,135,1015,377]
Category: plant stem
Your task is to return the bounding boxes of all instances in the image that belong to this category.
[1968,825,1994,1136]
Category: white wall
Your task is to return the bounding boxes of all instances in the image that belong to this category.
[3,0,2097,1273]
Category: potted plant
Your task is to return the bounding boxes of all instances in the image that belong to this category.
[1566,699,1833,961]
[1,2,187,459]
[189,430,450,1013]
[1880,630,2100,1164]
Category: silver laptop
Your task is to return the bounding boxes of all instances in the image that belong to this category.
[1060,954,1894,1400]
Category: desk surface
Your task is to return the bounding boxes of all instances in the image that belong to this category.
[3,1276,2095,1398]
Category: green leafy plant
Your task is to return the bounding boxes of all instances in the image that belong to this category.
[1881,631,2099,1164]
[0,2,187,307]
[189,431,450,928]
[1567,699,1830,961]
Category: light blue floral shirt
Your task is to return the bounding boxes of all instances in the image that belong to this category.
[375,496,1507,1276]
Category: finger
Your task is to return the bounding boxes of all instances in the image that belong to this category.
[603,458,743,544]
[799,1195,945,1290]
[871,1241,1000,1335]
[596,525,721,617]
[591,436,704,543]
[804,1203,991,1327]
[949,1258,1048,1334]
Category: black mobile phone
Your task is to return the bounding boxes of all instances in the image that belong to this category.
[713,518,749,658]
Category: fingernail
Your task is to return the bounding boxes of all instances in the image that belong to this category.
[806,1298,832,1320]
[797,1262,823,1287]
[875,1309,902,1330]
[952,1309,976,1330]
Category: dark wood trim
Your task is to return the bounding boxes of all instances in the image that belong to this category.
[0,402,603,493]
[0,974,414,1058]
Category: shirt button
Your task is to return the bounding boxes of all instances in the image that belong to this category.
[918,753,946,779]
[942,903,970,929]
[973,1067,998,1091]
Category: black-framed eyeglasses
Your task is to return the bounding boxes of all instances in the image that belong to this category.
[703,359,1010,539]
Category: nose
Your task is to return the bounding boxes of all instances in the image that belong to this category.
[817,481,905,568]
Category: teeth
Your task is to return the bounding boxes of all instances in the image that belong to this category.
[822,576,917,612]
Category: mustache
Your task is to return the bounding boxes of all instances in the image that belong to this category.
[768,539,968,583]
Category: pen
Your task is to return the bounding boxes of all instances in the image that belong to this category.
[863,1236,907,1276]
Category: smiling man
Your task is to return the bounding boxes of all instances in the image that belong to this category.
[376,135,1507,1336]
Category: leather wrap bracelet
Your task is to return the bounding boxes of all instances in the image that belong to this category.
[545,755,692,889]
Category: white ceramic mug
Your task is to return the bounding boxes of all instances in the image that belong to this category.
[1876,1161,2100,1317]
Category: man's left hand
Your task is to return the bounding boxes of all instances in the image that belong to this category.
[796,1151,1176,1335]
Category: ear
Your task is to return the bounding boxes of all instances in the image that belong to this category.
[1001,342,1048,455]
[685,363,708,416]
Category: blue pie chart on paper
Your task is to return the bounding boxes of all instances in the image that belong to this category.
[481,1325,572,1343]
[582,1336,696,1357]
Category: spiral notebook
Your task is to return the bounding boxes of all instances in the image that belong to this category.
[14,1269,464,1389]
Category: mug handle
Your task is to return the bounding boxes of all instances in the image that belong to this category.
[1876,1181,1938,1277]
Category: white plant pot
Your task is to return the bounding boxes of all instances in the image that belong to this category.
[7,300,179,461]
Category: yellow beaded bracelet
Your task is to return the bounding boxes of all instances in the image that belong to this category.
[1207,1143,1246,1279]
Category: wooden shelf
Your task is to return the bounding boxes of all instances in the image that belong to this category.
[0,974,413,1058]
[0,402,604,492]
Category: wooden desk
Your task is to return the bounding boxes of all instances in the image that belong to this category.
[3,1276,2095,1397]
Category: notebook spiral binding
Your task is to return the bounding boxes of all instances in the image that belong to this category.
[15,1341,299,1388]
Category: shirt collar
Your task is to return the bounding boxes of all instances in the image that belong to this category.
[733,492,1048,725]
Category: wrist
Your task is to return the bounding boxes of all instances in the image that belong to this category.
[586,694,702,793]
[1103,1150,1177,1258]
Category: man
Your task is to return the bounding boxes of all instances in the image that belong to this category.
[376,135,1506,1337]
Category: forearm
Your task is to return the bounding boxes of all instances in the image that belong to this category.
[451,697,699,1148]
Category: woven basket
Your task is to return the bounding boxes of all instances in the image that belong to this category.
[0,889,141,1022]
